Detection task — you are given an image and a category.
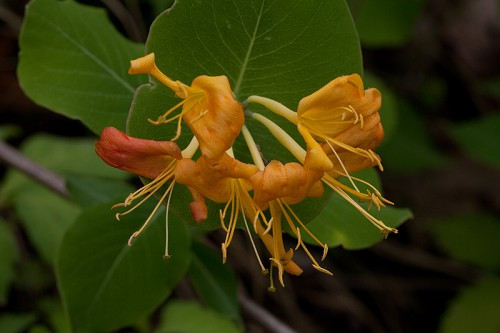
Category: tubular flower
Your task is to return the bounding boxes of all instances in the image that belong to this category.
[249,156,332,288]
[247,73,383,171]
[95,127,200,258]
[174,149,304,277]
[129,53,243,160]
[241,126,331,289]
[247,111,397,236]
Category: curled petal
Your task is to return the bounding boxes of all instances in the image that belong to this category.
[95,127,182,178]
[183,75,244,160]
[250,159,324,208]
[297,73,381,139]
[175,153,258,203]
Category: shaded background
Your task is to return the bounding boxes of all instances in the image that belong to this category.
[1,0,499,332]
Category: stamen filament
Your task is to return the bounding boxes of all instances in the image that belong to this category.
[163,181,175,260]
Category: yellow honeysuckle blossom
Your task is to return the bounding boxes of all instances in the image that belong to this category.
[129,53,244,160]
[246,73,383,172]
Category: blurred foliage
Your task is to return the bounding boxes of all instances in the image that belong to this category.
[430,213,500,271]
[156,301,242,333]
[348,0,425,47]
[450,114,500,167]
[438,278,500,333]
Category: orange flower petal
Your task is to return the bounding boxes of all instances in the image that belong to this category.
[183,75,244,160]
[95,127,182,179]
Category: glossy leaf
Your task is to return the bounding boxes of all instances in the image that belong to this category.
[188,242,240,321]
[429,213,500,271]
[56,200,191,332]
[0,219,18,305]
[302,168,412,249]
[438,278,500,333]
[128,0,362,228]
[18,0,147,134]
[156,301,241,333]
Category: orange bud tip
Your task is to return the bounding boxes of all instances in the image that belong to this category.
[129,53,155,75]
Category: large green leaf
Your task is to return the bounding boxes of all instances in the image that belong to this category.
[18,0,147,134]
[0,219,19,305]
[302,168,412,249]
[429,213,500,271]
[188,242,240,321]
[127,0,362,229]
[156,301,242,333]
[56,200,191,332]
[438,278,500,333]
[14,185,80,265]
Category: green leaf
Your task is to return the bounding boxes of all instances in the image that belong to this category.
[188,242,240,321]
[14,185,80,265]
[429,213,500,271]
[18,0,147,134]
[349,0,425,47]
[0,219,19,305]
[438,277,500,333]
[128,0,361,228]
[378,100,448,172]
[450,114,500,167]
[302,168,412,249]
[0,313,36,333]
[57,200,191,332]
[1,134,127,203]
[156,301,242,333]
[66,175,134,208]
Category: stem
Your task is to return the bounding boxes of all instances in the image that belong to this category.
[0,141,68,198]
[247,95,298,124]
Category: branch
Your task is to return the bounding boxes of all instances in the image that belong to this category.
[0,141,68,198]
[238,292,298,333]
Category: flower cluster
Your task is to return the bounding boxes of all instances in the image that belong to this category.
[96,53,397,291]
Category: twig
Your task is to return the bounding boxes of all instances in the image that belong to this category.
[0,7,22,36]
[0,141,68,198]
[100,0,145,42]
[0,141,297,333]
[238,292,298,333]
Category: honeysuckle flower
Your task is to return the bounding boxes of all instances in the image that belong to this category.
[248,111,397,236]
[129,53,243,160]
[241,126,332,289]
[95,127,199,258]
[246,73,383,172]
